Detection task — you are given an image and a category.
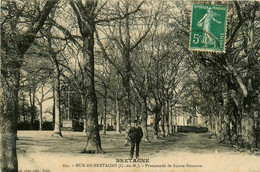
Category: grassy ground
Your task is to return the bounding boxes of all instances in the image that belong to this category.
[16,129,260,172]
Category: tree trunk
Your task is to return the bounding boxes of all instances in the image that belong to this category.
[52,56,62,138]
[216,110,223,139]
[240,7,259,150]
[29,86,36,130]
[141,97,150,142]
[159,114,165,138]
[169,102,173,135]
[165,102,169,137]
[174,107,178,133]
[67,87,70,121]
[81,34,104,152]
[22,92,26,122]
[219,91,230,142]
[39,85,44,131]
[219,108,225,142]
[230,89,243,143]
[163,114,166,137]
[0,83,18,171]
[116,98,121,133]
[257,108,260,148]
[0,55,21,171]
[123,93,131,145]
[52,85,55,128]
[209,116,213,136]
[241,114,255,150]
[81,94,87,133]
[153,111,160,140]
[121,5,132,145]
[39,103,43,131]
[215,115,219,136]
[159,105,165,137]
[241,93,257,150]
[103,92,107,135]
[1,1,57,170]
[122,79,131,145]
[72,0,104,153]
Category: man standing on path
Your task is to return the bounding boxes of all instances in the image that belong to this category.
[128,119,143,159]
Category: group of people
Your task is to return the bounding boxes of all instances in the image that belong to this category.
[127,120,143,159]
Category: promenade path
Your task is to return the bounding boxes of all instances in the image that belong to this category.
[17,130,260,172]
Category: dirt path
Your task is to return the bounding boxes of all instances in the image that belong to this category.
[16,130,260,172]
[17,131,234,158]
[157,132,236,154]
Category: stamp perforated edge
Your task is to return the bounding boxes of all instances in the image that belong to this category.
[188,3,228,54]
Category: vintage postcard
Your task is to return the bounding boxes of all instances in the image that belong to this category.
[1,0,259,172]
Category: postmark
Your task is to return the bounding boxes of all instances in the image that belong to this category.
[189,4,227,53]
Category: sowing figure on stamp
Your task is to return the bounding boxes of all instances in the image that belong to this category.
[197,7,221,48]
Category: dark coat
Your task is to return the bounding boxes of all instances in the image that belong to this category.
[128,126,143,142]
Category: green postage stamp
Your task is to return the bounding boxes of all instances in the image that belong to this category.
[189,4,227,53]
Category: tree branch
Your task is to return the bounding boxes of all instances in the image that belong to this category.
[19,0,58,54]
[95,30,124,78]
[95,1,144,23]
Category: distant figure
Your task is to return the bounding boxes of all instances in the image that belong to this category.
[128,120,143,159]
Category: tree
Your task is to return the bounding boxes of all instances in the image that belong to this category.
[69,0,104,153]
[171,1,259,150]
[0,1,58,170]
[20,47,53,130]
[50,0,144,152]
[95,61,112,135]
[35,82,52,131]
[96,0,162,143]
[44,22,66,137]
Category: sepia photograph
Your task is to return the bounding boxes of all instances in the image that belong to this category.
[0,0,259,171]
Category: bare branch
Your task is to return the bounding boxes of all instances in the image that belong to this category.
[95,30,124,78]
[95,1,144,23]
